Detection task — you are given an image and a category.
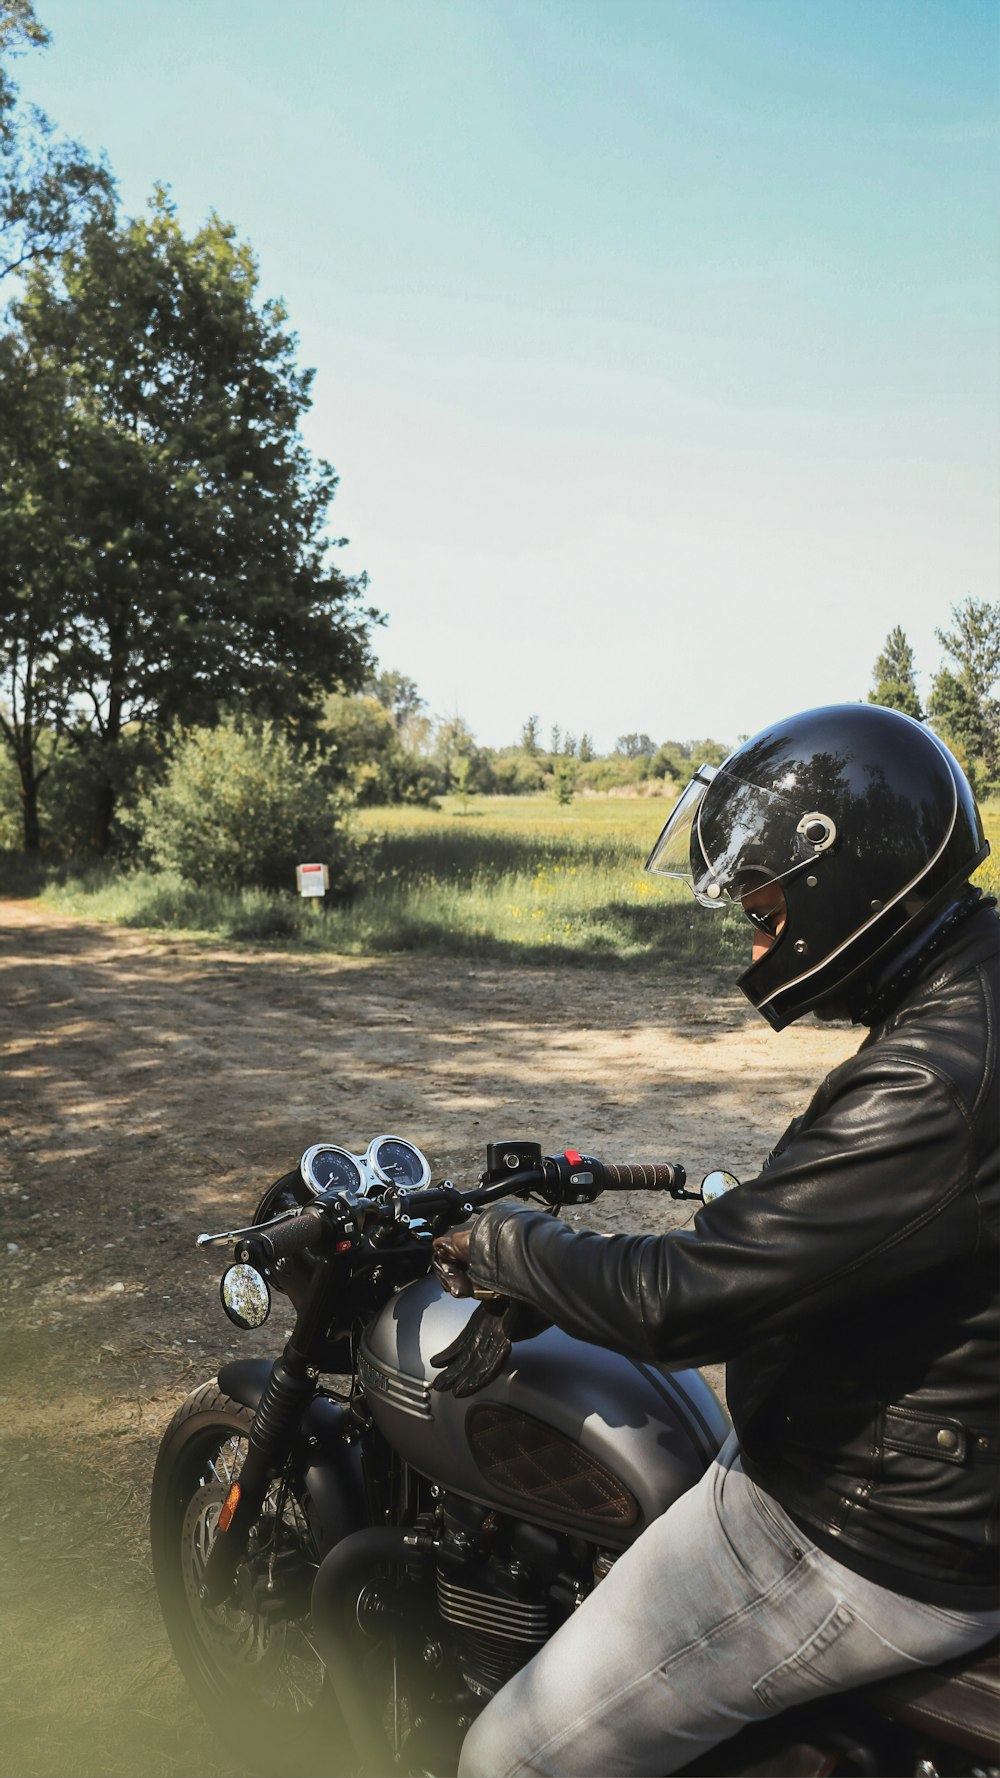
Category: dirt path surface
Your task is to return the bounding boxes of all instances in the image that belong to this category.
[0,900,858,1778]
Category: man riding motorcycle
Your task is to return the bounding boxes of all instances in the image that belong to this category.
[431,702,1000,1778]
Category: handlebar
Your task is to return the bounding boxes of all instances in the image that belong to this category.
[203,1149,692,1262]
[259,1206,327,1263]
[598,1160,686,1193]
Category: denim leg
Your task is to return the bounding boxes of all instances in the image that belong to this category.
[459,1435,1000,1778]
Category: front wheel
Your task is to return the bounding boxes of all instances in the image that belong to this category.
[150,1380,353,1778]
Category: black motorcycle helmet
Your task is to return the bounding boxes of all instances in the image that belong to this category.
[645,703,988,1030]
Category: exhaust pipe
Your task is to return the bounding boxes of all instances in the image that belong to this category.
[311,1526,432,1773]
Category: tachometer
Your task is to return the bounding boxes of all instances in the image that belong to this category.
[300,1144,366,1197]
[366,1135,431,1191]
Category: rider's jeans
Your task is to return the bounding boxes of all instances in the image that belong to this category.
[459,1435,1000,1778]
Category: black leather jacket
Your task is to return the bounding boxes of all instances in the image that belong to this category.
[466,905,1000,1608]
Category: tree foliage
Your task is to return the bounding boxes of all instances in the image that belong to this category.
[616,732,656,760]
[0,321,76,844]
[0,189,378,849]
[520,714,540,755]
[552,756,577,804]
[0,1,113,288]
[868,625,923,720]
[366,668,424,729]
[322,691,440,805]
[928,598,1000,790]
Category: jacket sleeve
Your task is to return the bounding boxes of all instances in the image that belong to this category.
[465,1052,981,1368]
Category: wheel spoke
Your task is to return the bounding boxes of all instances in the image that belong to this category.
[172,1423,326,1718]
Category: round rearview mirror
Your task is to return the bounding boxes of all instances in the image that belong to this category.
[701,1169,741,1205]
[220,1263,271,1330]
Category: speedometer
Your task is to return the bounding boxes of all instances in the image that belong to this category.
[300,1144,366,1197]
[366,1135,431,1191]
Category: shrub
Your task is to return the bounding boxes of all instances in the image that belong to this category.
[226,892,305,943]
[576,754,648,793]
[131,719,362,894]
[487,749,548,795]
[552,758,577,804]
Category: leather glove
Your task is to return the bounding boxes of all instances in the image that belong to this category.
[430,1297,552,1397]
[431,1227,480,1300]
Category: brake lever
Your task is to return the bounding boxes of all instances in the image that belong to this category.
[195,1207,306,1249]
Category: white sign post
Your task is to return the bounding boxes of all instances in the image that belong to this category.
[296,862,329,913]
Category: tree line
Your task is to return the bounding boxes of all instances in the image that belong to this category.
[867,600,1000,795]
[322,673,730,809]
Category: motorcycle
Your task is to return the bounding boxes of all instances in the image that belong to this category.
[151,1134,1000,1778]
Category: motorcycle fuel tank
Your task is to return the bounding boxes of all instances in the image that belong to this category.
[359,1273,730,1548]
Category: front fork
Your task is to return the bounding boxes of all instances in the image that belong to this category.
[202,1352,316,1604]
[202,1250,344,1606]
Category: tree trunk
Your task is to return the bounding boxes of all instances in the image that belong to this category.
[13,725,43,853]
[94,777,116,854]
[93,668,124,853]
[20,777,41,852]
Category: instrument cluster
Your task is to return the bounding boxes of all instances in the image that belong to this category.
[300,1134,432,1200]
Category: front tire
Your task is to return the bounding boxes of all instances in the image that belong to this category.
[150,1380,354,1777]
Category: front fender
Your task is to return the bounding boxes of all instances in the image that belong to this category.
[218,1358,367,1557]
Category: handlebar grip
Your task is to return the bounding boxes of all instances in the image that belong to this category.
[260,1206,327,1262]
[601,1161,686,1194]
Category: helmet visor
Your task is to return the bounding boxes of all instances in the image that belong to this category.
[646,765,823,909]
[645,767,720,899]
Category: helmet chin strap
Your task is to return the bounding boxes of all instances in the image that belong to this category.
[848,887,990,1027]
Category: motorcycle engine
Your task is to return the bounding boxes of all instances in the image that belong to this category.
[435,1495,594,1699]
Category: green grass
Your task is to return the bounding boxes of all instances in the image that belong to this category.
[977,796,1000,899]
[356,792,673,840]
[4,790,997,971]
[1,795,745,970]
[341,794,740,964]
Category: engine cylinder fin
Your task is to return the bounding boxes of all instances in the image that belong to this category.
[437,1572,549,1644]
[460,1628,538,1694]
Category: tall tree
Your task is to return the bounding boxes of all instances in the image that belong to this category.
[0,2,113,290]
[1,190,378,849]
[520,713,540,755]
[616,732,655,759]
[928,599,1000,790]
[0,324,74,845]
[366,668,424,728]
[868,625,923,720]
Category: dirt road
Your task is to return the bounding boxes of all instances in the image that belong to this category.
[0,901,857,1777]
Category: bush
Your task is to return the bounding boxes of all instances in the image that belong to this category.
[131,719,363,894]
[575,754,648,793]
[486,749,548,795]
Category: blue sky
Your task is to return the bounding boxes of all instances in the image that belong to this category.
[17,0,1000,750]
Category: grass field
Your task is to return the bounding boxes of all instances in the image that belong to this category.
[6,790,999,971]
[976,799,1000,899]
[23,793,742,969]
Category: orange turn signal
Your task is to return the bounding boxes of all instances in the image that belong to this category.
[218,1481,241,1533]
